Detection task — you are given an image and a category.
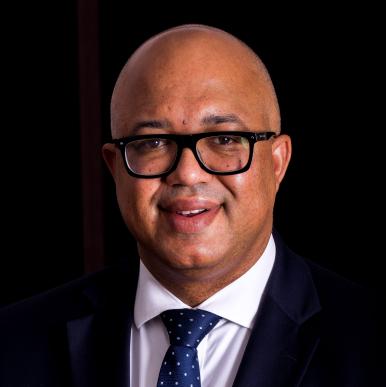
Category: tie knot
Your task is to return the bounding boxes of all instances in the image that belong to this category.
[161,308,221,348]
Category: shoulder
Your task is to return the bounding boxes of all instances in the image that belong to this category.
[0,260,138,386]
[275,233,383,345]
[305,257,383,336]
[273,230,382,334]
[274,231,375,308]
[303,253,383,326]
[0,259,137,328]
[306,258,370,303]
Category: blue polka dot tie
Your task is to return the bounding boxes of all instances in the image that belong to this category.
[157,308,221,387]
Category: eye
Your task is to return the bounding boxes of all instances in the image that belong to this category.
[132,138,170,151]
[212,135,242,145]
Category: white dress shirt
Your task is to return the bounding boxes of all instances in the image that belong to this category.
[130,235,276,387]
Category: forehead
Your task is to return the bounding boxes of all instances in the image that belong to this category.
[112,33,271,134]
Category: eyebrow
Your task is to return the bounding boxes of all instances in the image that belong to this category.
[132,119,172,132]
[201,114,245,127]
[131,114,245,133]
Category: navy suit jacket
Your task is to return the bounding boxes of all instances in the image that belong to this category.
[0,233,382,386]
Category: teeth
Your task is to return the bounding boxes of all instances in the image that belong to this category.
[177,209,206,216]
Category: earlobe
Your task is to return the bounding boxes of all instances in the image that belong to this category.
[102,143,118,179]
[272,134,292,192]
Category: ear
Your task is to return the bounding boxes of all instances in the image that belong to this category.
[102,143,119,180]
[271,134,292,192]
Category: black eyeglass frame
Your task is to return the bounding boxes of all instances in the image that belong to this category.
[111,131,277,178]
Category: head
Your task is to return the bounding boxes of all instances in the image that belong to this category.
[102,25,291,303]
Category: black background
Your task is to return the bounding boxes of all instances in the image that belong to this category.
[2,2,384,306]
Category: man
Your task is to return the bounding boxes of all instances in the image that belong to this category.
[0,25,380,387]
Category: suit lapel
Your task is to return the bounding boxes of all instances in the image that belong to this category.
[232,233,322,387]
[67,261,138,387]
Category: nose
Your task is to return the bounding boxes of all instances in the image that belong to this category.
[165,148,213,186]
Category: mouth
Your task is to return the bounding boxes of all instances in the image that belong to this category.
[175,208,208,217]
[159,199,221,233]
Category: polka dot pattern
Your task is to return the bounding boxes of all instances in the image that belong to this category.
[157,309,220,387]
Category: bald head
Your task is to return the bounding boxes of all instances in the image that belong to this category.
[111,24,280,138]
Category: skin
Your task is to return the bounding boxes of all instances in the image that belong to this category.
[103,25,292,306]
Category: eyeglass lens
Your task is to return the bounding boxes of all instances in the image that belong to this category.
[124,134,250,176]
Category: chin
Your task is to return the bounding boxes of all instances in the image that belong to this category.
[161,244,224,271]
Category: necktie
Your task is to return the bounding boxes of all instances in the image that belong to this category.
[157,308,221,387]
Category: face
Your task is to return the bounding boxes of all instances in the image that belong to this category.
[103,33,291,288]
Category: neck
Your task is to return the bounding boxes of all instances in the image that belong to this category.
[140,235,270,306]
[155,269,247,307]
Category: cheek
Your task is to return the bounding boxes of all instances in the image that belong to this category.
[116,176,161,230]
[221,155,276,214]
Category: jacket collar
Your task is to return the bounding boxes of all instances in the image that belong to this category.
[232,231,322,387]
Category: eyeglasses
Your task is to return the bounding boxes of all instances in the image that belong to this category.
[111,131,277,178]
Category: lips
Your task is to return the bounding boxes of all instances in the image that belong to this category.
[159,199,221,233]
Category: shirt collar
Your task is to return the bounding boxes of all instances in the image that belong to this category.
[134,234,276,329]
